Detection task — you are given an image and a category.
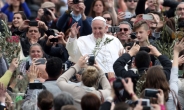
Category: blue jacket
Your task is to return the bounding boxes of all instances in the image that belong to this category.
[56,12,92,36]
[1,3,31,22]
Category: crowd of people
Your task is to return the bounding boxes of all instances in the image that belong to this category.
[0,0,184,110]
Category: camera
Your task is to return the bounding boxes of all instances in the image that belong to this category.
[43,8,51,16]
[108,26,120,33]
[113,77,130,102]
[50,38,58,42]
[88,55,95,66]
[130,32,137,39]
[29,21,38,26]
[29,83,43,89]
[144,88,159,98]
[73,0,79,4]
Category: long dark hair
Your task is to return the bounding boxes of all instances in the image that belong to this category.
[141,66,170,101]
[11,11,27,32]
[88,0,105,18]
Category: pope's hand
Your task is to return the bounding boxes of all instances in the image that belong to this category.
[70,22,80,38]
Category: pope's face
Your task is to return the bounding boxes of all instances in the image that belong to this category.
[92,20,107,39]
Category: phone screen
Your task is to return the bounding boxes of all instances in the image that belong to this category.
[143,15,153,20]
[35,58,46,65]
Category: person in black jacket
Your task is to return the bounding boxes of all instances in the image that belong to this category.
[135,0,179,18]
[113,44,172,92]
[44,32,69,62]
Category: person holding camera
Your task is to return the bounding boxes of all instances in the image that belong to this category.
[113,42,172,96]
[18,20,49,57]
[66,16,123,73]
[39,2,59,30]
[140,39,184,110]
[45,32,69,62]
[56,0,93,36]
[57,55,111,110]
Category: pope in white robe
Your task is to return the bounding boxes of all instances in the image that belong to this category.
[66,16,124,73]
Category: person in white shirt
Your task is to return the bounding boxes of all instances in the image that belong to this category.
[66,16,124,73]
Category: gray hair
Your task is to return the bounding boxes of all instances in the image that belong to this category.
[54,92,74,110]
[177,2,184,9]
[119,21,132,30]
[91,19,107,27]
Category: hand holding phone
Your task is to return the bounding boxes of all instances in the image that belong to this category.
[29,21,38,26]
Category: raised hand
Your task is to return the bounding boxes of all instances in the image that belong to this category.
[27,65,39,83]
[38,20,48,31]
[174,38,184,53]
[70,23,80,38]
[128,43,140,57]
[148,45,162,57]
[58,32,66,46]
[178,55,184,66]
[18,20,30,31]
[9,58,19,73]
[76,55,88,68]
[117,12,125,22]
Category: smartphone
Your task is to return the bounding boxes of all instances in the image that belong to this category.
[143,14,153,20]
[124,12,132,19]
[50,38,58,42]
[133,99,150,106]
[29,83,43,89]
[88,55,95,66]
[62,63,67,71]
[35,58,46,65]
[144,88,159,98]
[29,21,38,26]
[139,47,150,53]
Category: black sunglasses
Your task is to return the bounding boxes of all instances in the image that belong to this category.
[120,28,129,32]
[127,0,138,2]
[103,17,112,21]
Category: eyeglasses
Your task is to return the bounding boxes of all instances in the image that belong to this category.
[127,0,138,2]
[103,17,112,21]
[120,28,129,32]
[177,8,184,11]
[29,30,38,33]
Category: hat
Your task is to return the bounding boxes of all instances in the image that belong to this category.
[41,2,55,9]
[92,16,106,23]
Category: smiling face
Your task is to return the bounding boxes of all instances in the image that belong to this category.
[92,20,107,39]
[29,45,43,59]
[12,13,23,27]
[117,24,132,42]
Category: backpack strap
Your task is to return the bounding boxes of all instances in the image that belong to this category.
[170,89,182,110]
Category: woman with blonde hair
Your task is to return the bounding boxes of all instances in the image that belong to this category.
[57,55,111,110]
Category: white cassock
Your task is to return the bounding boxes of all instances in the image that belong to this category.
[66,34,123,73]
